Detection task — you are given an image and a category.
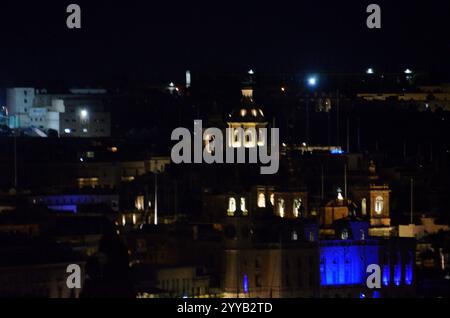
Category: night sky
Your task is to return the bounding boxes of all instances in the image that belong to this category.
[0,0,449,82]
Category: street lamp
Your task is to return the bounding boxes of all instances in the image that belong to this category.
[80,109,88,119]
[366,68,374,74]
[307,76,317,87]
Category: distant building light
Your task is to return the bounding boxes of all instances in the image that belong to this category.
[243,274,249,293]
[307,76,317,87]
[80,109,88,119]
[169,82,175,87]
[186,70,191,88]
[366,68,374,74]
[83,128,88,133]
[248,69,254,75]
[337,188,344,201]
[330,148,344,155]
[404,69,413,74]
[79,157,84,162]
[281,87,286,92]
[64,128,71,134]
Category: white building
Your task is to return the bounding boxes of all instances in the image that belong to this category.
[6,87,111,137]
[399,216,449,239]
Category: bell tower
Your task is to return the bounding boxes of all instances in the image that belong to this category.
[369,184,391,227]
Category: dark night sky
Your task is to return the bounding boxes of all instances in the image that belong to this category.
[0,0,449,82]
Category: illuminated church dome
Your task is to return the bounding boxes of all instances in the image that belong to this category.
[228,87,266,123]
[226,86,268,149]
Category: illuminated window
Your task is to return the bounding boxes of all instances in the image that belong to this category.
[341,229,349,240]
[293,199,302,218]
[132,214,137,225]
[240,197,248,216]
[270,193,275,206]
[135,195,144,210]
[121,215,126,226]
[251,109,257,117]
[77,177,99,189]
[375,196,384,214]
[257,129,265,146]
[291,230,298,241]
[337,189,344,201]
[278,198,285,218]
[227,197,236,216]
[361,198,367,215]
[232,129,242,148]
[240,109,247,117]
[257,192,266,208]
[244,129,256,147]
[309,231,315,242]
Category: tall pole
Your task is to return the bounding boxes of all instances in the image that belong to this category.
[321,165,324,201]
[154,173,158,225]
[346,116,350,153]
[344,163,348,199]
[14,135,18,190]
[305,98,310,144]
[357,117,361,151]
[410,178,414,224]
[336,89,340,147]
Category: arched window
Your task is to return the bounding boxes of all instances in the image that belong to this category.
[257,193,266,208]
[293,199,302,218]
[257,128,265,146]
[232,129,242,148]
[240,197,248,216]
[244,129,256,147]
[278,198,285,218]
[375,196,384,214]
[227,197,236,216]
[361,198,367,216]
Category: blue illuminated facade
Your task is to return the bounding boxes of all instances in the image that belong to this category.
[320,241,380,286]
[405,252,413,286]
[243,274,249,294]
[382,263,390,286]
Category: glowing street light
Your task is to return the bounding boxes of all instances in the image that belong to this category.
[307,76,317,87]
[248,69,255,75]
[80,109,88,119]
[366,68,374,74]
[404,68,413,74]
